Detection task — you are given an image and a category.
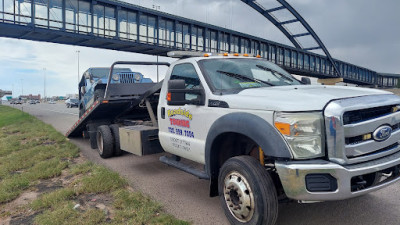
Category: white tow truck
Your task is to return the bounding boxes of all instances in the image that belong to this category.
[67,51,400,225]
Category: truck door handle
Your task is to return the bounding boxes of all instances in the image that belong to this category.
[161,107,165,119]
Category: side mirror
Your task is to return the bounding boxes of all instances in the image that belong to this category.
[167,79,205,106]
[301,77,311,85]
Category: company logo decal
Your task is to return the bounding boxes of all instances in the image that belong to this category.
[373,125,392,142]
[167,108,192,120]
[167,108,194,138]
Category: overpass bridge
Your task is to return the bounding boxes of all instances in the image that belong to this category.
[0,0,397,87]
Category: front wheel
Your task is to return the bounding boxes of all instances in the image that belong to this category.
[218,156,278,225]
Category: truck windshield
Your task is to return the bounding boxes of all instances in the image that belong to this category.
[90,68,132,78]
[198,58,301,91]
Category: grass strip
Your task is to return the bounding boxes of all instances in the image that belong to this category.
[0,106,189,224]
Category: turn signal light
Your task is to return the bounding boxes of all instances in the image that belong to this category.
[274,122,291,136]
[102,100,109,104]
[167,92,171,101]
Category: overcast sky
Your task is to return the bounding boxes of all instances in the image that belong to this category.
[1,0,399,98]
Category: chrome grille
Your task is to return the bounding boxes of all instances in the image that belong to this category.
[119,73,136,83]
[325,94,400,165]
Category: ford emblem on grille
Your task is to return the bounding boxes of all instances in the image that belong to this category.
[373,125,392,142]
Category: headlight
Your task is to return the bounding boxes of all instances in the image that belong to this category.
[134,74,141,81]
[274,112,324,159]
[112,74,119,81]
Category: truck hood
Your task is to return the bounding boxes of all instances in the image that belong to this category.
[221,85,391,112]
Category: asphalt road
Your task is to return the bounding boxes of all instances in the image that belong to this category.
[8,102,400,225]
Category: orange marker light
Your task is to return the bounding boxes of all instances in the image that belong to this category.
[102,100,109,104]
[256,55,261,58]
[274,122,291,136]
[243,54,249,57]
[223,53,229,56]
[204,53,209,57]
[234,53,239,56]
[167,92,171,101]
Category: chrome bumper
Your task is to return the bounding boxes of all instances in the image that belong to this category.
[275,151,400,201]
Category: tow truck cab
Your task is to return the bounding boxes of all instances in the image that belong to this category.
[156,53,400,225]
[68,52,400,225]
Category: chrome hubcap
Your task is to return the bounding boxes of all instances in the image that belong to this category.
[224,171,255,222]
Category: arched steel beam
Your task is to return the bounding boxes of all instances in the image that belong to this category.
[240,0,302,49]
[240,0,341,77]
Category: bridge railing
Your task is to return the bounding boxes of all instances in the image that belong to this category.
[0,0,397,87]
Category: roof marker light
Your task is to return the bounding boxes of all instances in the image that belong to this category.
[204,53,209,57]
[234,53,239,56]
[223,53,228,56]
[243,54,249,57]
[256,55,262,58]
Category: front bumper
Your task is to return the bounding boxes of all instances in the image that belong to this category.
[275,151,400,201]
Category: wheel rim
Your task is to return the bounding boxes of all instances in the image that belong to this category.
[223,171,255,222]
[97,132,104,155]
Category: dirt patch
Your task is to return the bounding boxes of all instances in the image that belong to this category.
[76,193,114,219]
[0,191,39,224]
[9,213,38,225]
[36,180,63,194]
[5,192,38,211]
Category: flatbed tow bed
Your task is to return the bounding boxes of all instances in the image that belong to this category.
[66,62,167,139]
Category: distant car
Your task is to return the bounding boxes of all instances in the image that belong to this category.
[9,100,15,104]
[35,100,40,103]
[65,99,79,108]
[48,100,56,104]
[16,100,22,104]
[29,100,36,104]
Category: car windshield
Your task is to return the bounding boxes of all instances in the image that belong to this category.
[198,58,301,92]
[90,68,132,78]
[70,99,78,103]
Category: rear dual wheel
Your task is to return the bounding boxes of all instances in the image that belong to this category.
[96,124,123,158]
[96,125,114,158]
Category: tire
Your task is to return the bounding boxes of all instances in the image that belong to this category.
[67,104,70,108]
[218,156,278,225]
[89,131,97,149]
[109,124,122,156]
[96,125,114,158]
[94,89,105,102]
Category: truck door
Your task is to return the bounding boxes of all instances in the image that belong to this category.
[158,63,208,164]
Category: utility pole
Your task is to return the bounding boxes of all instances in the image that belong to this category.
[20,79,23,96]
[156,55,159,82]
[43,68,46,101]
[76,50,80,84]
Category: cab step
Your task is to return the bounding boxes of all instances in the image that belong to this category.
[159,155,209,180]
